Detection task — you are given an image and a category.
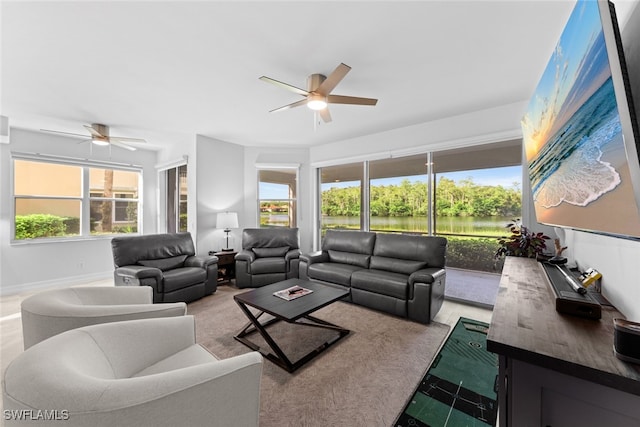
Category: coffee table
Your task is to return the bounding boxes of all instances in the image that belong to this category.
[233,278,350,372]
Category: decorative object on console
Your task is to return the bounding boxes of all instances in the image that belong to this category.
[614,318,640,364]
[494,218,551,261]
[216,211,239,251]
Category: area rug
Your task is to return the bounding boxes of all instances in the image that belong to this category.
[394,317,498,427]
[187,286,450,427]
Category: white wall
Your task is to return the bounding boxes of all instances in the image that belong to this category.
[195,135,244,255]
[0,128,158,294]
[310,101,525,165]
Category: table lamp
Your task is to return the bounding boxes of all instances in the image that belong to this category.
[216,211,239,251]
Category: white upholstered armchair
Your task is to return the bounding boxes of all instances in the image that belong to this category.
[20,286,186,349]
[2,316,263,426]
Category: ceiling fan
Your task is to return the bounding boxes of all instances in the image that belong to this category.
[41,123,146,151]
[259,63,378,123]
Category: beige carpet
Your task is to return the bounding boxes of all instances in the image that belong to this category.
[188,286,450,427]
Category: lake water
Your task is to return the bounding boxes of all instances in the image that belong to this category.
[321,215,514,236]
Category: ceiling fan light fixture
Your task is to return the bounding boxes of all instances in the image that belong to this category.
[307,94,327,111]
[92,137,109,146]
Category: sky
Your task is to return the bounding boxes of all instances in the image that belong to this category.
[314,165,522,194]
[521,0,608,160]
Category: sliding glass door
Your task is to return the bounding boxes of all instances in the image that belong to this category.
[316,140,523,273]
[432,140,522,272]
[319,163,363,234]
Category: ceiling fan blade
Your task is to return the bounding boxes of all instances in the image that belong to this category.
[259,76,309,96]
[327,94,378,106]
[270,98,308,113]
[83,124,104,138]
[40,129,89,138]
[316,63,351,96]
[109,136,147,144]
[109,140,137,151]
[319,107,332,123]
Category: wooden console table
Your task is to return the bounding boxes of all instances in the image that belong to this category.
[487,257,640,426]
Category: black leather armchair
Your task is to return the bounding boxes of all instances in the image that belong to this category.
[235,228,300,288]
[111,232,218,303]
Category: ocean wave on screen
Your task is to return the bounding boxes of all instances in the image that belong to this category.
[533,116,622,208]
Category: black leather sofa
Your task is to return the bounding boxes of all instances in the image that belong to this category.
[299,230,447,324]
[111,232,218,303]
[235,228,300,288]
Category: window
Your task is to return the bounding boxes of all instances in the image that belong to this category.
[320,163,363,233]
[166,164,187,233]
[316,140,523,272]
[13,157,141,241]
[369,155,429,233]
[89,168,139,234]
[258,167,297,228]
[432,140,522,271]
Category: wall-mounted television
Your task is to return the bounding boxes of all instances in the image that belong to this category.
[522,0,640,239]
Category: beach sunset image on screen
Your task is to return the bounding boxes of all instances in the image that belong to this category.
[522,0,640,237]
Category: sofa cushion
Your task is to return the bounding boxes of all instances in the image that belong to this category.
[322,230,376,255]
[251,258,286,274]
[308,262,363,286]
[162,267,206,292]
[112,232,196,267]
[242,228,299,250]
[138,255,188,271]
[252,246,289,258]
[373,233,447,268]
[328,250,371,269]
[351,269,409,300]
[369,256,426,275]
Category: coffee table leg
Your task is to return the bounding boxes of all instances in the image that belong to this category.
[233,300,350,373]
[234,300,295,371]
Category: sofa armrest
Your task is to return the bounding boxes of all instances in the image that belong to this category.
[408,267,445,285]
[185,255,218,269]
[235,250,256,263]
[299,251,328,265]
[285,248,300,261]
[115,265,163,285]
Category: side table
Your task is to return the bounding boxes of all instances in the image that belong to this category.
[209,250,237,285]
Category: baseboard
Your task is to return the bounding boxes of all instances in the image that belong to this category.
[0,271,113,297]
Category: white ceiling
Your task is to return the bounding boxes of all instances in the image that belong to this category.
[2,1,638,151]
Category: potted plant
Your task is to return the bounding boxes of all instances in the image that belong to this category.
[494,219,551,262]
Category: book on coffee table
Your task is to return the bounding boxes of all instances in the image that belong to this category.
[273,285,313,301]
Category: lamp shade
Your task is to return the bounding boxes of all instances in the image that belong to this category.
[216,212,239,230]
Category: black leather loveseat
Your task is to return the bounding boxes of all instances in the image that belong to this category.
[111,232,218,303]
[299,230,447,324]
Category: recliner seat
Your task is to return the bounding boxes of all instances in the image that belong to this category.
[111,232,218,303]
[235,228,300,288]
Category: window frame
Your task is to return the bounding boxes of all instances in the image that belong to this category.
[11,153,143,243]
[256,164,299,228]
[314,141,522,250]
